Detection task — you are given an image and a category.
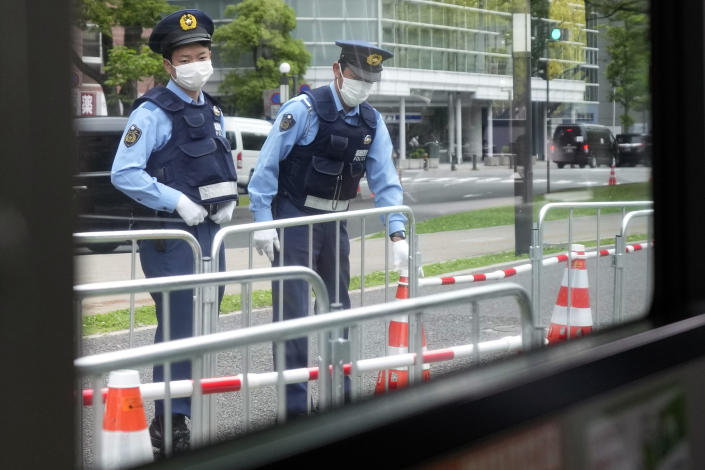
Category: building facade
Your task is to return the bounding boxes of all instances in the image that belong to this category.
[75,0,600,163]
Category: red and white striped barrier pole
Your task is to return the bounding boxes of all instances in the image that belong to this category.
[418,242,650,288]
[82,335,523,406]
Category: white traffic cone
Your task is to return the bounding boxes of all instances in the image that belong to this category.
[546,245,594,344]
[100,369,153,469]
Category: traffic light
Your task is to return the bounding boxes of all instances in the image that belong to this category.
[550,27,569,41]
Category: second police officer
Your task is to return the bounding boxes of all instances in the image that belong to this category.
[248,40,409,418]
[111,9,236,456]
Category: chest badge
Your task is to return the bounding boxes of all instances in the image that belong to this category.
[363,134,372,145]
[279,113,296,132]
[213,105,221,117]
[123,124,142,147]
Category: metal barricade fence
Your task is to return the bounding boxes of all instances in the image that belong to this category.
[74,230,203,351]
[75,281,533,467]
[613,209,654,322]
[209,205,417,403]
[74,266,329,463]
[530,201,653,334]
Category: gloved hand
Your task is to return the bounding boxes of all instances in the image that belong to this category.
[209,200,236,225]
[176,194,207,226]
[253,228,280,263]
[391,239,409,271]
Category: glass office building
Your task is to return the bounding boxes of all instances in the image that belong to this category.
[174,0,599,162]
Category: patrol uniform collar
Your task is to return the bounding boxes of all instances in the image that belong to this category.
[167,79,205,105]
[328,82,359,117]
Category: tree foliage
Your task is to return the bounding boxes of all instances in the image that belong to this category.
[72,0,176,115]
[605,10,649,131]
[212,0,311,117]
[585,0,650,131]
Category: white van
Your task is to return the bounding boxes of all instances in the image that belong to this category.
[223,116,273,193]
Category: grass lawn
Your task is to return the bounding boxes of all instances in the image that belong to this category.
[82,183,652,335]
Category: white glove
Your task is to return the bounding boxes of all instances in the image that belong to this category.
[209,200,236,225]
[254,228,280,263]
[176,194,207,226]
[391,239,409,271]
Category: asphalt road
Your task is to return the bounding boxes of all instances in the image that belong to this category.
[75,161,651,253]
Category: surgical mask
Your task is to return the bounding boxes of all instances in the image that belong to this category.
[170,60,213,91]
[338,75,374,107]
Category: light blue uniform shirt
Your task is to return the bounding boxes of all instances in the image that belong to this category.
[248,82,406,234]
[111,80,226,213]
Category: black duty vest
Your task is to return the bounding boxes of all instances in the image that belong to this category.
[133,86,238,207]
[278,86,377,211]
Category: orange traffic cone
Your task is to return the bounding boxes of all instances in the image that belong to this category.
[608,164,617,185]
[547,245,593,344]
[100,370,153,469]
[375,270,431,393]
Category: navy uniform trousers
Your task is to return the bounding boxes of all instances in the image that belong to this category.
[271,196,351,416]
[138,218,225,418]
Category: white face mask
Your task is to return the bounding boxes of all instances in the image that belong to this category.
[171,60,213,91]
[338,75,374,107]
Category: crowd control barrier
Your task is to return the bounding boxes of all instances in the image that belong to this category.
[74,230,203,350]
[209,206,417,402]
[76,282,533,467]
[74,266,329,461]
[613,209,654,322]
[530,201,653,334]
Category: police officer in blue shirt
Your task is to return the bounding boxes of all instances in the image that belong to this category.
[248,40,409,418]
[111,9,237,455]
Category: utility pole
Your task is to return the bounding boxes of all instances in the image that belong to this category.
[512,1,533,255]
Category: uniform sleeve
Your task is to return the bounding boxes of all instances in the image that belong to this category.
[366,112,407,234]
[110,103,183,212]
[248,97,314,222]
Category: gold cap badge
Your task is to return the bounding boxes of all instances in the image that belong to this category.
[180,13,197,31]
[366,53,383,66]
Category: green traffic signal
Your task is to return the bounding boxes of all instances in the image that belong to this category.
[550,27,561,40]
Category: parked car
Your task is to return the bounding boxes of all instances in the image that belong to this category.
[223,117,272,193]
[550,123,617,168]
[72,116,155,252]
[616,133,651,166]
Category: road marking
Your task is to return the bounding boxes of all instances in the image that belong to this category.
[476,177,501,183]
[499,178,516,183]
[444,177,479,186]
[463,194,481,198]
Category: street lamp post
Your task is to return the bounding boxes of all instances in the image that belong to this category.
[546,68,551,194]
[279,62,291,104]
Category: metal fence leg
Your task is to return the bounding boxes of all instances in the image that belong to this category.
[613,234,625,323]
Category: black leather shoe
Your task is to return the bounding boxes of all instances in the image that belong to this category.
[149,414,190,458]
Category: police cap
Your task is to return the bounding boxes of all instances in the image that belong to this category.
[149,9,214,57]
[335,40,393,83]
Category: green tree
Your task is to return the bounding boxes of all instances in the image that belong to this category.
[72,0,176,115]
[213,0,311,117]
[604,8,649,131]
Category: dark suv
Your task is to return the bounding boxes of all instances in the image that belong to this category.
[550,123,617,168]
[73,117,152,251]
[616,133,651,166]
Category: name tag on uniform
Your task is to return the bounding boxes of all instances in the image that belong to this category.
[353,149,368,162]
[214,122,222,136]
